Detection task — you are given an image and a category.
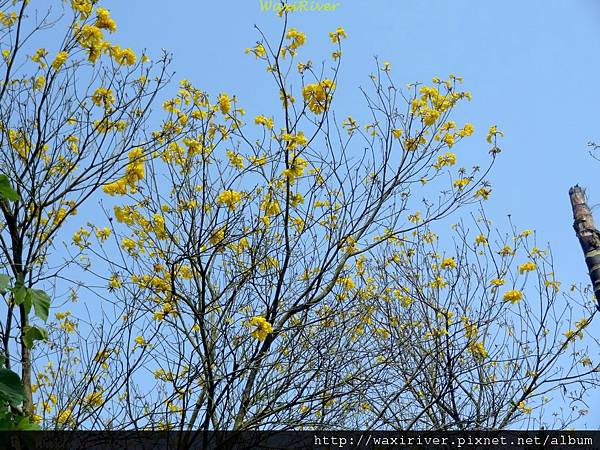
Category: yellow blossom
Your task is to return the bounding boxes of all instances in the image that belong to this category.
[71,0,93,18]
[474,187,491,200]
[302,79,335,114]
[248,316,273,341]
[282,155,308,183]
[474,234,488,245]
[56,408,73,425]
[217,190,242,211]
[255,115,274,129]
[329,27,347,44]
[440,257,456,270]
[95,8,117,32]
[503,290,523,304]
[518,261,536,274]
[453,178,470,190]
[468,341,488,360]
[218,93,232,115]
[486,125,504,143]
[337,276,355,291]
[31,48,48,68]
[85,391,104,408]
[434,152,456,169]
[245,43,266,58]
[91,87,115,110]
[95,227,111,241]
[226,150,244,169]
[516,401,532,414]
[108,273,122,290]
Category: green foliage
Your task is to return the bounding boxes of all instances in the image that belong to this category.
[0,245,49,428]
[28,290,50,323]
[0,275,9,295]
[0,174,19,202]
[0,368,24,407]
[10,276,50,323]
[0,367,38,430]
[23,326,48,350]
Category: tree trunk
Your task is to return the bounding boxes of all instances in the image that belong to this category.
[20,304,33,416]
[569,185,600,309]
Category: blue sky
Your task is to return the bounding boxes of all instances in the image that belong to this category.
[98,0,600,427]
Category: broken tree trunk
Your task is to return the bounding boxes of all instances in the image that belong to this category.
[569,185,600,309]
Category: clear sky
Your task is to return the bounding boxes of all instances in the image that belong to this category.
[98,0,600,428]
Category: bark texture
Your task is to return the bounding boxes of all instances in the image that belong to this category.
[569,185,600,308]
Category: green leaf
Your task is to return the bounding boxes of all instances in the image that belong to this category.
[0,416,16,430]
[15,416,39,430]
[29,289,50,322]
[23,325,48,349]
[12,285,26,306]
[0,368,24,407]
[0,175,19,202]
[12,274,25,306]
[0,275,10,295]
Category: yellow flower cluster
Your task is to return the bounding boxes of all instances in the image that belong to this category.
[329,27,347,44]
[56,408,74,425]
[410,82,472,130]
[0,10,17,27]
[453,178,470,190]
[95,8,117,32]
[261,192,281,219]
[76,24,105,63]
[474,187,491,200]
[91,86,115,110]
[71,6,138,66]
[31,48,48,68]
[302,79,335,114]
[486,125,504,143]
[281,131,308,151]
[337,276,355,291]
[433,152,456,170]
[71,0,94,19]
[209,227,226,246]
[248,316,273,341]
[468,341,488,360]
[503,290,523,304]
[102,147,146,195]
[281,28,306,57]
[217,189,242,211]
[85,391,104,408]
[440,257,456,270]
[218,93,232,115]
[108,273,122,290]
[430,275,447,289]
[72,228,91,249]
[255,115,274,129]
[52,51,69,70]
[107,45,136,66]
[517,401,532,414]
[474,234,487,245]
[245,43,266,59]
[518,261,536,274]
[226,149,244,169]
[282,155,308,184]
[6,128,31,161]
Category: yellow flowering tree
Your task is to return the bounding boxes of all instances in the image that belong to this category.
[0,0,182,420]
[13,10,598,432]
[363,218,597,429]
